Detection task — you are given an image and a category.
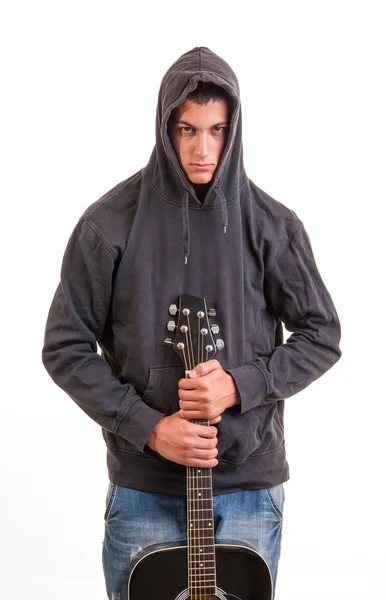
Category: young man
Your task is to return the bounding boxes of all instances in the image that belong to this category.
[42,47,341,598]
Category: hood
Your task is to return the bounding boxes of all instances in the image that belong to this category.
[144,47,246,208]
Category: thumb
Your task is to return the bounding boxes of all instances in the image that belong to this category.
[209,415,222,424]
[189,360,217,378]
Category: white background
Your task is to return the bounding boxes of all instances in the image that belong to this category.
[1,1,386,598]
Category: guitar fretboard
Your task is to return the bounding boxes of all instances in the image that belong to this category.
[187,420,216,597]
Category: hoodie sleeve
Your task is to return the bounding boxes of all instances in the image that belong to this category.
[42,217,165,451]
[228,223,341,412]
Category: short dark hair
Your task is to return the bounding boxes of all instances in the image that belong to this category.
[187,81,233,118]
[187,82,230,106]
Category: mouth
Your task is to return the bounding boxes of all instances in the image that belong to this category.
[191,163,213,170]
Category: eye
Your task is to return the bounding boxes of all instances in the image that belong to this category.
[179,126,194,134]
[212,126,227,134]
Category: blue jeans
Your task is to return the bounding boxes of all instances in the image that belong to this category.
[102,482,284,600]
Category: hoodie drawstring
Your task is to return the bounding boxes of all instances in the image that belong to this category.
[213,184,229,233]
[182,190,190,264]
[182,185,229,264]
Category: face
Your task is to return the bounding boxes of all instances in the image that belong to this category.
[168,98,229,184]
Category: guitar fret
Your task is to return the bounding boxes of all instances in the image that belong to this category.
[189,587,217,592]
[188,518,213,522]
[189,560,215,564]
[189,541,214,546]
[189,570,216,574]
[188,519,214,523]
[189,558,215,562]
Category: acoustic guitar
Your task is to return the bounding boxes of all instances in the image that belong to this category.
[127,294,273,599]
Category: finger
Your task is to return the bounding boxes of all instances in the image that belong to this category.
[187,445,218,458]
[186,447,218,459]
[177,411,220,430]
[191,436,218,450]
[188,359,220,379]
[178,378,201,390]
[182,411,212,421]
[180,406,220,421]
[179,399,204,410]
[195,424,218,438]
[185,457,219,468]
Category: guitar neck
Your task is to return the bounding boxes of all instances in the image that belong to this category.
[166,294,223,597]
[187,419,217,598]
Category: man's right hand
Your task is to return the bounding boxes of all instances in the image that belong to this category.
[146,411,220,468]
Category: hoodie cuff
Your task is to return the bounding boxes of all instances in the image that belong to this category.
[116,397,166,452]
[227,364,268,413]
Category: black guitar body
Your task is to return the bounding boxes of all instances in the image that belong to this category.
[128,543,272,599]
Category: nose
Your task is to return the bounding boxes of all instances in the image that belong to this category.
[195,133,210,160]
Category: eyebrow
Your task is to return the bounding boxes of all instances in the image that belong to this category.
[176,119,228,128]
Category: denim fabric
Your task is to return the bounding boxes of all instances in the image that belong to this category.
[102,482,284,599]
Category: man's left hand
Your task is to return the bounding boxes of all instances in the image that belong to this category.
[178,359,240,420]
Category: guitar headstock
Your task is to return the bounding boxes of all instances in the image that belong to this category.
[165,294,224,373]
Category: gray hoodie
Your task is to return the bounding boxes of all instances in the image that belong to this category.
[42,47,341,494]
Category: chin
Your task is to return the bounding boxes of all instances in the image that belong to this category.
[189,173,213,184]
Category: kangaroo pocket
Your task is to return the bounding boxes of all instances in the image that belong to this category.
[141,364,185,414]
[216,407,261,464]
[103,364,184,453]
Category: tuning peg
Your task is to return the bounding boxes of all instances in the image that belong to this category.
[167,320,177,332]
[169,304,178,316]
[208,308,216,317]
[164,338,174,346]
[211,324,219,334]
[216,339,225,350]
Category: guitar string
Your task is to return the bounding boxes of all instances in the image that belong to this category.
[197,316,200,367]
[194,343,200,599]
[190,373,200,595]
[188,463,192,598]
[195,316,200,599]
[202,321,214,597]
[197,319,203,599]
[185,327,192,372]
[182,347,188,374]
[187,314,195,372]
[182,306,216,597]
[201,318,211,597]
